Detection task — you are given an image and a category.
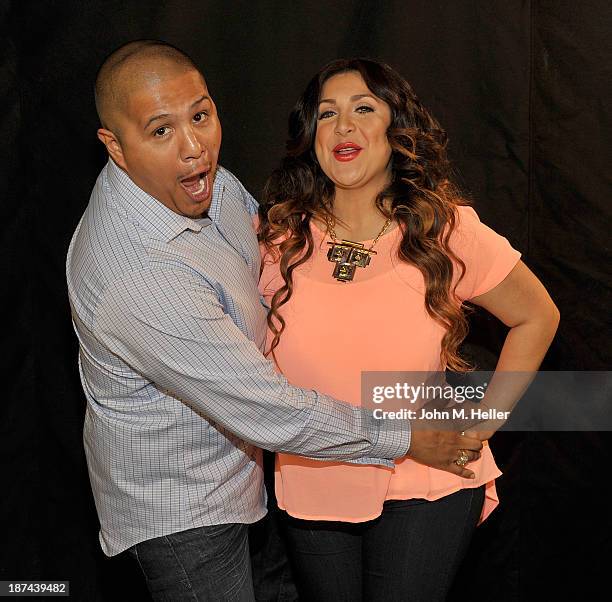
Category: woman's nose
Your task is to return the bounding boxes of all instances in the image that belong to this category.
[335,114,355,136]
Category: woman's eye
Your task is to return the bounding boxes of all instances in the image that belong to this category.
[193,111,208,122]
[318,110,335,120]
[356,105,374,114]
[154,127,169,137]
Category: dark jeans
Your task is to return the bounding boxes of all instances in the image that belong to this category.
[249,506,298,601]
[128,523,255,601]
[283,486,486,602]
[249,450,299,602]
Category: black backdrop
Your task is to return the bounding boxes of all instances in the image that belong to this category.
[3,1,611,600]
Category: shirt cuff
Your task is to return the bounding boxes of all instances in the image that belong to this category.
[359,410,412,467]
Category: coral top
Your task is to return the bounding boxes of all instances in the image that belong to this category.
[259,206,521,524]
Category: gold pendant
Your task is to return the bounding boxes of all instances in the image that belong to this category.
[326,241,377,282]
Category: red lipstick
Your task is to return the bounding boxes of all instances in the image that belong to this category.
[332,142,362,162]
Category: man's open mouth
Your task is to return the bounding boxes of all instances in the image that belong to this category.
[180,170,211,202]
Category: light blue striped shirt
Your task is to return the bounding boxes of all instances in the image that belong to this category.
[66,159,410,556]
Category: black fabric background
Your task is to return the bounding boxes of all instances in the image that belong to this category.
[2,1,611,600]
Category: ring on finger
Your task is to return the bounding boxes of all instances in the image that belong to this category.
[455,449,469,467]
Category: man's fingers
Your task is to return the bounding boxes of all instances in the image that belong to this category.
[458,467,476,479]
[462,449,481,463]
[446,447,481,478]
[406,430,484,479]
[446,461,476,479]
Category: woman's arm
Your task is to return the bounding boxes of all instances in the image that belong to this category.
[465,259,560,436]
[470,260,560,370]
[405,260,559,475]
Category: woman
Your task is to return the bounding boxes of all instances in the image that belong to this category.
[258,58,559,601]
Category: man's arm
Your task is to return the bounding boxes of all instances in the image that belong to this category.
[94,267,409,462]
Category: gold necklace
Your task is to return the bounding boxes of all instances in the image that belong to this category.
[324,214,392,282]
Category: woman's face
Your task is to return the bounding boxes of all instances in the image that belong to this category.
[314,71,392,194]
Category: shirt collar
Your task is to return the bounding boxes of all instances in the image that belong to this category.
[106,159,221,242]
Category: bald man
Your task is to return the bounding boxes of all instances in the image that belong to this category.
[66,40,412,601]
[94,42,218,220]
[67,41,483,600]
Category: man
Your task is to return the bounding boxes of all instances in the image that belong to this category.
[67,40,483,600]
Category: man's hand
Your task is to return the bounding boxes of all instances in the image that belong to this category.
[406,430,486,479]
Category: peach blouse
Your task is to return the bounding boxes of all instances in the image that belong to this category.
[259,206,521,524]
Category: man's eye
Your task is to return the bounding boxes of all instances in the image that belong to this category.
[356,105,374,114]
[194,111,209,122]
[318,110,335,120]
[154,127,169,137]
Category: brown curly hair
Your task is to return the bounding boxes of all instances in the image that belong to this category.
[259,58,473,371]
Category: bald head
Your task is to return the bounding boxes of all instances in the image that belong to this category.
[95,40,202,134]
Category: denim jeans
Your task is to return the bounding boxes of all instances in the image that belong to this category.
[128,523,255,601]
[283,486,486,602]
[249,506,298,601]
[249,450,299,602]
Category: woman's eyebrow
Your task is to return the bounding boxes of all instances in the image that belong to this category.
[319,93,377,105]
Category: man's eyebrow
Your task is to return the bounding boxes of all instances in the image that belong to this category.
[143,96,211,130]
[319,94,377,105]
[144,113,170,130]
[191,94,210,108]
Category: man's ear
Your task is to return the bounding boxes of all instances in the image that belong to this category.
[97,128,127,170]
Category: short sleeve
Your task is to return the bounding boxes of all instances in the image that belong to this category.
[451,206,522,300]
[254,217,287,299]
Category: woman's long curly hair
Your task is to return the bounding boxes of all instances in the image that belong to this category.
[259,58,472,371]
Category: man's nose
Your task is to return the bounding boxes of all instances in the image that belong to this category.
[179,126,204,161]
